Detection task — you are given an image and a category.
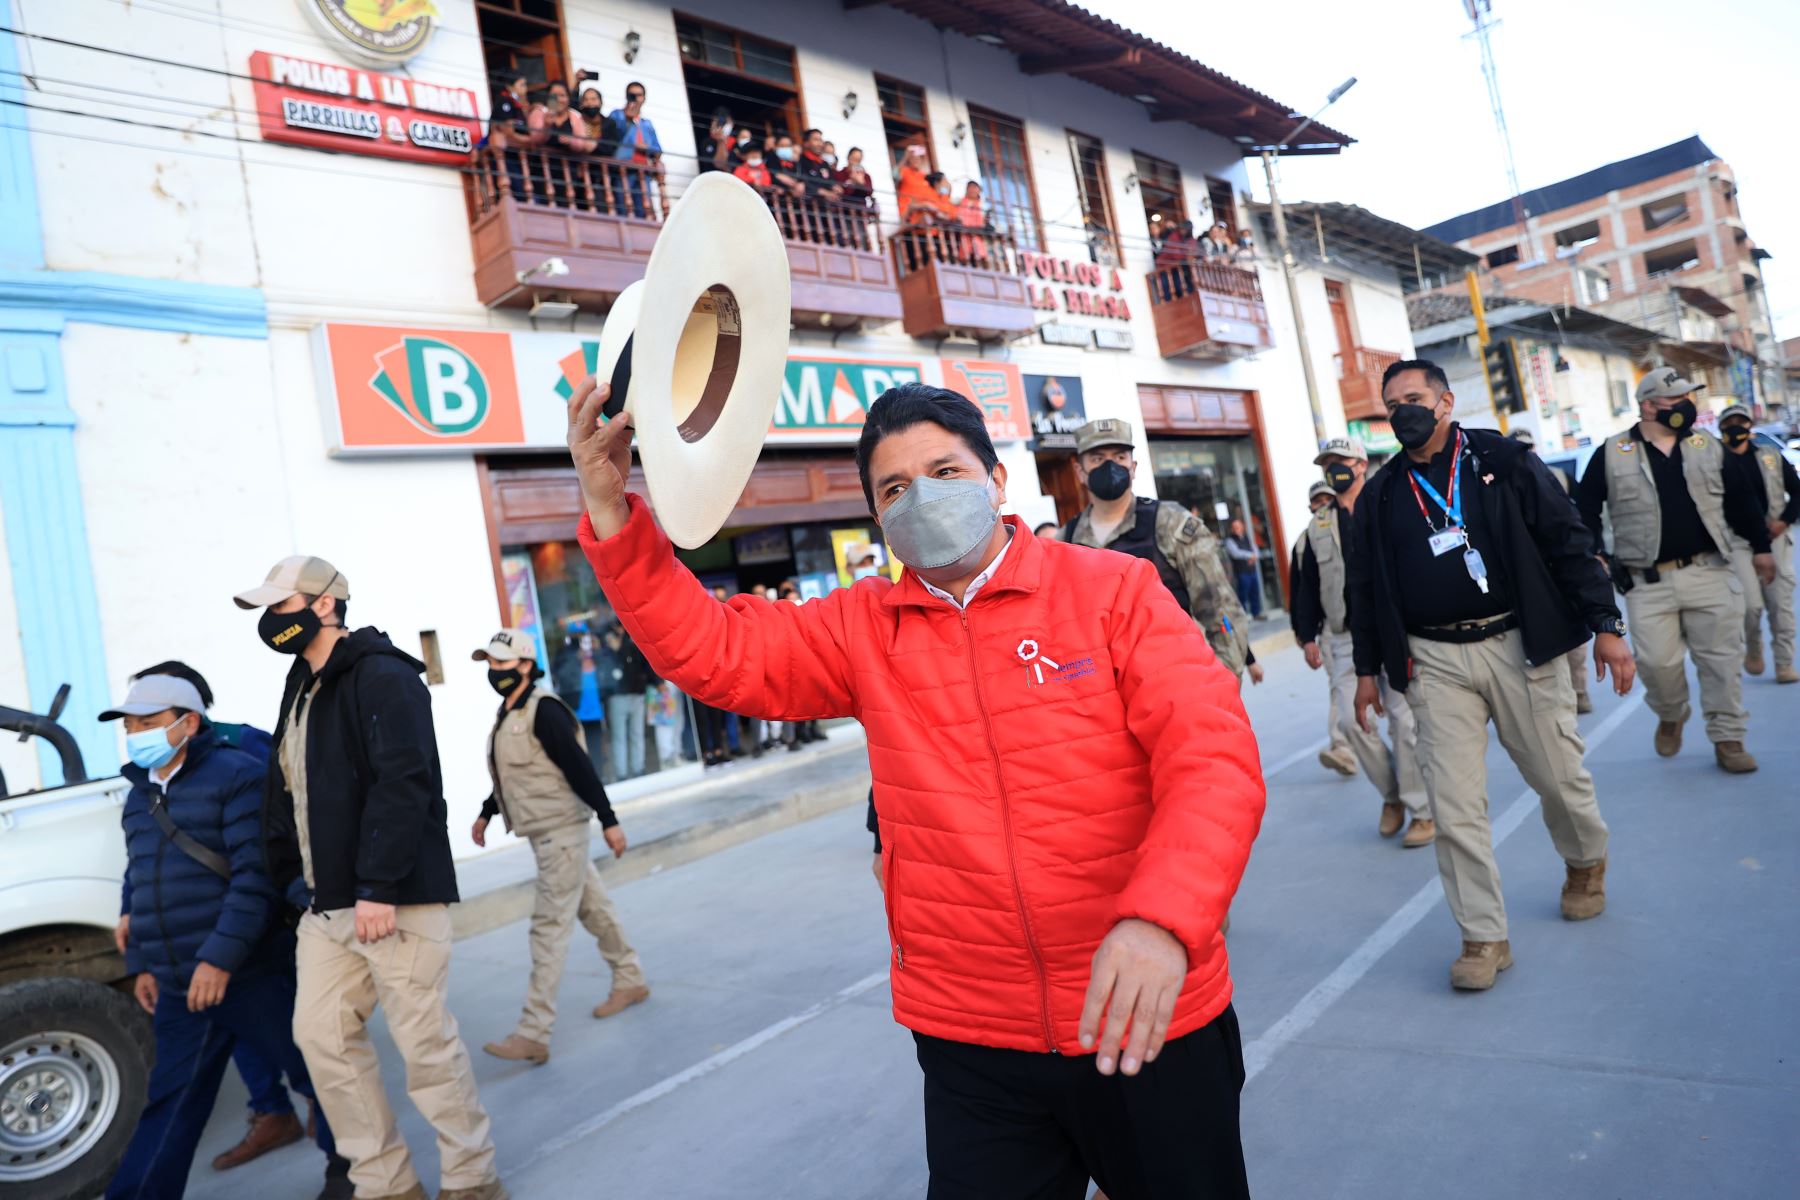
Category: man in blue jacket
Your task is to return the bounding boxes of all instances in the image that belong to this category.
[103,673,348,1200]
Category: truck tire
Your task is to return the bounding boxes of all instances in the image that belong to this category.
[0,977,153,1199]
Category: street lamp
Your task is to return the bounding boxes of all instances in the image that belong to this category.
[1256,77,1357,448]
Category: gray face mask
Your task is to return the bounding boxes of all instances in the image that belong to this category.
[881,475,999,573]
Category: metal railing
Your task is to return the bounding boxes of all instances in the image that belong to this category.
[891,223,1021,277]
[1146,258,1264,305]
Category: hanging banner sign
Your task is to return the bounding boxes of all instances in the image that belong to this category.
[249,51,480,165]
[314,324,1030,454]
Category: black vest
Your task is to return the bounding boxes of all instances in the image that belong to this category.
[1067,498,1192,617]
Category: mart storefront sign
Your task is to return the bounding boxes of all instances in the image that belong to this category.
[315,324,1032,454]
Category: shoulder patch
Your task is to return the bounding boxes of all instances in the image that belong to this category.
[1176,515,1204,543]
[1313,509,1333,527]
[1688,433,1707,448]
[1762,453,1779,469]
[1616,439,1635,453]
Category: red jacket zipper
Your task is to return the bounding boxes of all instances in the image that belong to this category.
[960,608,1059,1053]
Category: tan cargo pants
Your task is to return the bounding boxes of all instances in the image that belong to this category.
[517,822,646,1043]
[1623,557,1748,743]
[1407,629,1609,942]
[1326,630,1427,816]
[1729,530,1797,671]
[1319,635,1352,755]
[1565,642,1589,703]
[294,904,497,1196]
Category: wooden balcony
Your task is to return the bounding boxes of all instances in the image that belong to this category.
[1336,347,1403,421]
[892,226,1035,340]
[468,148,901,330]
[1145,260,1272,360]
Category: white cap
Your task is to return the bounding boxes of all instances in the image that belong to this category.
[99,675,206,721]
[473,629,538,662]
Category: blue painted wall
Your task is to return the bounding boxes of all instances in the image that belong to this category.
[0,11,266,783]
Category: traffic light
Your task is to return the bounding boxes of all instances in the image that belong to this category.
[1482,337,1526,415]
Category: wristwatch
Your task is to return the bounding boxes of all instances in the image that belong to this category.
[1595,617,1627,638]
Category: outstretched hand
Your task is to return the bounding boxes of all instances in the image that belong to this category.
[566,377,635,539]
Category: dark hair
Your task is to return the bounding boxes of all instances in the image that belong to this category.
[547,79,569,94]
[855,383,999,513]
[303,594,349,626]
[1033,521,1059,537]
[625,81,646,96]
[132,660,214,710]
[802,127,822,140]
[925,171,946,187]
[847,146,863,158]
[1381,358,1449,394]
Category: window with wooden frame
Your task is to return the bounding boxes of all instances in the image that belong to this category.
[675,14,804,159]
[877,75,933,175]
[1205,176,1237,237]
[475,0,568,98]
[1067,131,1119,266]
[1131,150,1187,248]
[968,107,1042,253]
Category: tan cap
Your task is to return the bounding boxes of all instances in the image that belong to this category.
[1074,418,1134,455]
[1307,479,1336,501]
[1636,366,1702,402]
[1718,403,1753,424]
[1312,435,1368,465]
[843,543,882,567]
[1507,427,1537,448]
[233,555,350,610]
[473,628,538,662]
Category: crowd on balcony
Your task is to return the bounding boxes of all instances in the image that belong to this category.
[1151,219,1258,300]
[482,71,672,219]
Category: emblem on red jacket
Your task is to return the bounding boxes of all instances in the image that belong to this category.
[1017,638,1062,685]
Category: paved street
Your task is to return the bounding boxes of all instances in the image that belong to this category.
[187,632,1798,1199]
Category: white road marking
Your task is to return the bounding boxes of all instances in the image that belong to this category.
[529,970,890,1160]
[1260,737,1331,781]
[1242,692,1645,1083]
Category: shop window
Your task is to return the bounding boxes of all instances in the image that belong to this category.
[1644,239,1700,278]
[1066,131,1119,266]
[1485,244,1520,269]
[1640,194,1690,232]
[1553,219,1601,252]
[675,15,803,158]
[968,107,1042,252]
[877,75,933,174]
[1132,150,1187,254]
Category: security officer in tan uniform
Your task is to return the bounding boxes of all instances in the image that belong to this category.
[1295,480,1358,777]
[1509,428,1593,713]
[1718,403,1799,683]
[1575,369,1777,772]
[470,630,649,1066]
[1061,418,1261,684]
[1293,436,1431,846]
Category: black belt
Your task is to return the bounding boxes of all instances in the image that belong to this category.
[1407,612,1518,645]
[1630,551,1722,582]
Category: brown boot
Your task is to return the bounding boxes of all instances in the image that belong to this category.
[365,1186,428,1200]
[593,984,651,1019]
[1776,664,1799,684]
[1653,720,1682,757]
[1744,638,1765,675]
[481,1034,549,1065]
[437,1183,509,1200]
[1561,858,1607,921]
[1401,817,1436,849]
[1714,741,1758,773]
[1318,746,1357,777]
[1449,940,1513,990]
[1378,802,1405,838]
[211,1110,304,1170]
[1575,691,1593,715]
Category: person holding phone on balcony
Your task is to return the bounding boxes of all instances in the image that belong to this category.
[957,180,991,265]
[608,81,663,219]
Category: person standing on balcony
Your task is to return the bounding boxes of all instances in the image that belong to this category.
[1153,219,1198,299]
[1061,419,1260,685]
[733,141,773,191]
[1201,222,1234,258]
[570,378,1263,1200]
[836,146,875,209]
[957,180,991,265]
[1223,519,1263,619]
[608,81,663,219]
[1293,439,1432,847]
[1717,403,1798,682]
[469,630,648,1067]
[1575,367,1774,771]
[796,128,845,245]
[485,71,533,203]
[570,81,621,213]
[527,80,583,208]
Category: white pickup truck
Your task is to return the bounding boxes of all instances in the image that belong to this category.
[0,690,153,1200]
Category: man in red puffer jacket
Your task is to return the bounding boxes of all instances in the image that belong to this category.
[569,379,1264,1200]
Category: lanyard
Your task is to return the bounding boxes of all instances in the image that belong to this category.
[1406,429,1464,530]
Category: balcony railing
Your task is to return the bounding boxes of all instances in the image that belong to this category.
[1336,347,1403,421]
[757,189,901,330]
[1145,259,1272,359]
[892,224,1034,340]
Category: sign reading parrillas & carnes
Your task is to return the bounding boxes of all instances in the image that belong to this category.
[250,51,480,165]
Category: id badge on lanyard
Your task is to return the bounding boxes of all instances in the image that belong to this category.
[1408,430,1490,592]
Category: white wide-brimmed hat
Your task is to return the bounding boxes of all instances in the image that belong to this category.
[591,171,791,548]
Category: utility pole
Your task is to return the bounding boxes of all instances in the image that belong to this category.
[1464,2,1539,265]
[1258,76,1356,449]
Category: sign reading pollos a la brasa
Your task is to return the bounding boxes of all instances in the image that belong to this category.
[250,50,480,166]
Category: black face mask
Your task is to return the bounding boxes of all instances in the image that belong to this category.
[1721,425,1751,447]
[258,606,320,656]
[1324,463,1357,493]
[579,105,600,117]
[1655,399,1698,431]
[1086,460,1132,502]
[1390,403,1440,450]
[488,668,524,696]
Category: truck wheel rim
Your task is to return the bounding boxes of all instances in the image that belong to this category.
[0,1031,121,1182]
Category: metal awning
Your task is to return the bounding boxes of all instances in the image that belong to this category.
[844,0,1354,155]
[1251,201,1477,293]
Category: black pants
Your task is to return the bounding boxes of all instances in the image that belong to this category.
[915,1006,1249,1200]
